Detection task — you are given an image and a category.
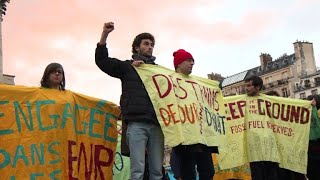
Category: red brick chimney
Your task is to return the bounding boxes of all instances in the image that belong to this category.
[260,53,272,70]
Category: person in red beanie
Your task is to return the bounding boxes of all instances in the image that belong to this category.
[170,49,215,180]
[173,49,194,75]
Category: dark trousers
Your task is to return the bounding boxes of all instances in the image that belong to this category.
[250,161,279,180]
[279,168,305,180]
[307,153,320,180]
[180,150,214,180]
[307,140,320,180]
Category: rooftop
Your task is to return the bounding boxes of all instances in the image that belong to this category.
[221,53,295,87]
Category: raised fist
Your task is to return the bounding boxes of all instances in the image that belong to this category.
[102,22,114,34]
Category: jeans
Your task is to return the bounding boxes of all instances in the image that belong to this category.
[127,122,164,180]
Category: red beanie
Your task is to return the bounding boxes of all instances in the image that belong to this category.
[173,49,194,68]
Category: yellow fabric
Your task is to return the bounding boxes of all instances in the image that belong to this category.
[135,64,225,148]
[212,154,251,180]
[0,84,120,179]
[218,94,311,174]
[136,65,311,174]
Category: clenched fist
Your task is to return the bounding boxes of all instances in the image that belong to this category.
[103,22,114,34]
[99,22,114,45]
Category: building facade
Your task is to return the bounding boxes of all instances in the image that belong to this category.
[293,71,320,99]
[208,41,318,99]
[0,19,14,85]
[1,74,15,84]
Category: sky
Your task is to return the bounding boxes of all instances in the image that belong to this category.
[1,0,320,104]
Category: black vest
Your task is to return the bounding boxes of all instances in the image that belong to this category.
[119,60,157,123]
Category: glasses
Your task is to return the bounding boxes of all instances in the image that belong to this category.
[51,70,63,75]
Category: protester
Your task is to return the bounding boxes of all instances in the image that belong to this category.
[40,62,65,90]
[245,76,280,180]
[306,95,320,180]
[95,22,164,180]
[170,49,215,180]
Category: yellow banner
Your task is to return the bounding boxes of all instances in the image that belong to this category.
[135,65,226,148]
[0,84,120,180]
[136,65,311,174]
[212,154,251,180]
[218,94,311,174]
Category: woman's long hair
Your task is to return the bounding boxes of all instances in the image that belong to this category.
[40,63,66,90]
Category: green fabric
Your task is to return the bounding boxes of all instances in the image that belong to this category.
[113,121,131,180]
[309,107,320,140]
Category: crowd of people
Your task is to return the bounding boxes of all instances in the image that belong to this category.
[36,21,319,180]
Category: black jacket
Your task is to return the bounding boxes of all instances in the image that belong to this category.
[95,44,157,123]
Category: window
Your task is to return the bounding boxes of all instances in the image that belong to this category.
[282,72,288,79]
[300,93,306,99]
[305,79,311,88]
[265,77,272,83]
[241,86,245,94]
[282,88,288,97]
[257,67,262,72]
[315,77,320,86]
[311,89,318,95]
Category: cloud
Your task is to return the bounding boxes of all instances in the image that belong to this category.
[1,0,316,103]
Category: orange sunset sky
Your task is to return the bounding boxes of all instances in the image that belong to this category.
[2,0,320,104]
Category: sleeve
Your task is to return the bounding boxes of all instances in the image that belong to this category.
[95,43,128,78]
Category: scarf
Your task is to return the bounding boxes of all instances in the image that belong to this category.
[132,54,156,64]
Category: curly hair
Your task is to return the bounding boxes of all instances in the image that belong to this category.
[131,33,155,54]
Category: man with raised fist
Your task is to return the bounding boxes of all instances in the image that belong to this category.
[95,22,164,180]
